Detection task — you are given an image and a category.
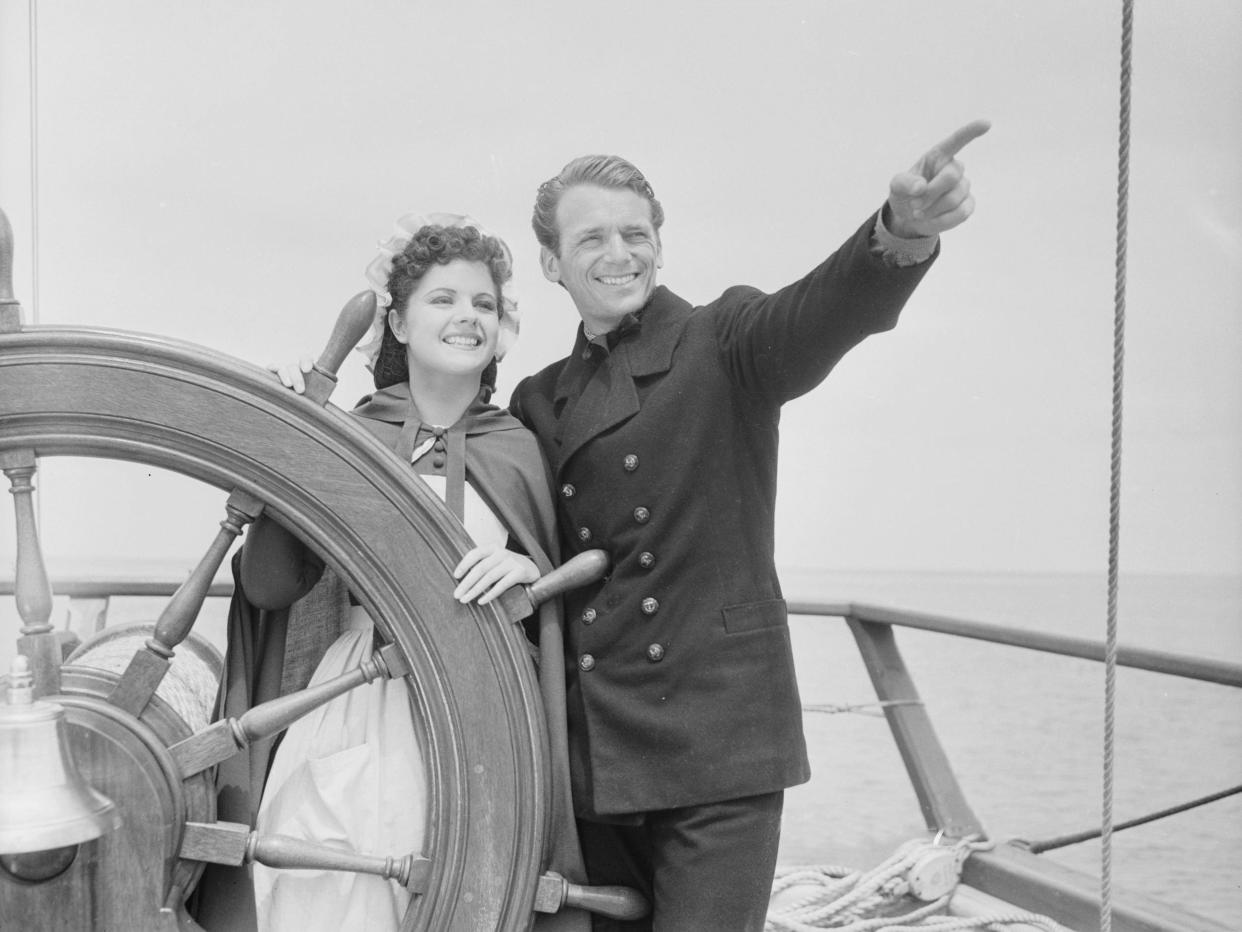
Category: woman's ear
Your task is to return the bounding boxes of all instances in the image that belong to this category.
[388,307,408,344]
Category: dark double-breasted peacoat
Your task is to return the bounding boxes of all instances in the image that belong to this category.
[510,212,935,818]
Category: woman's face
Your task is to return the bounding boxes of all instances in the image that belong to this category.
[390,258,501,381]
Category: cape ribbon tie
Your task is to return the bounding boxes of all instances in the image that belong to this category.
[396,405,467,522]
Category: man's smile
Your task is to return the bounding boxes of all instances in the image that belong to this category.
[597,272,640,286]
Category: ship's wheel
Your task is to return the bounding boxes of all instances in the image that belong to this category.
[0,323,561,931]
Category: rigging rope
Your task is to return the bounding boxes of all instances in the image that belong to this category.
[803,699,923,717]
[1102,2,1135,930]
[1020,783,1242,854]
[27,0,40,326]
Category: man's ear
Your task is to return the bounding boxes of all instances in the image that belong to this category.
[540,246,561,284]
[655,235,664,270]
[388,308,407,344]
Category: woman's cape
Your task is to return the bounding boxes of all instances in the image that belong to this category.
[193,385,588,932]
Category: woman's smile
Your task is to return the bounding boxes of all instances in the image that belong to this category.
[443,331,483,349]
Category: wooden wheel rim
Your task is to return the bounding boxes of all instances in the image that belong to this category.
[0,326,550,931]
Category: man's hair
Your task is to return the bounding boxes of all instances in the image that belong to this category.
[531,155,665,254]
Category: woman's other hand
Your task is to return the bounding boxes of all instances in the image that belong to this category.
[267,356,315,394]
[452,544,539,605]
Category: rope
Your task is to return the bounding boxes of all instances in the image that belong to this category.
[766,837,1071,932]
[851,914,1067,932]
[803,699,923,717]
[27,0,40,326]
[1101,2,1135,930]
[1018,782,1242,854]
[66,623,223,732]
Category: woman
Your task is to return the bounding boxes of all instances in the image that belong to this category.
[203,214,587,932]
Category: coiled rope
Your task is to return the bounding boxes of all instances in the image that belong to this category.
[65,623,223,733]
[766,837,1069,932]
[1101,2,1135,930]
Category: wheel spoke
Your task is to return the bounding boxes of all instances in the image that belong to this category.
[302,291,378,405]
[534,872,649,921]
[170,641,409,777]
[108,489,262,716]
[0,209,20,332]
[180,821,431,892]
[3,449,60,696]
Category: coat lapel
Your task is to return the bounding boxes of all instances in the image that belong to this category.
[552,287,692,475]
[555,350,638,474]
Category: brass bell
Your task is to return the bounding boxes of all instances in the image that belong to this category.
[0,655,121,874]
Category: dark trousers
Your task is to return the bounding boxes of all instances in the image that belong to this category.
[577,791,784,932]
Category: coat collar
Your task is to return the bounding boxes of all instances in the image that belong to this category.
[351,381,519,437]
[552,286,693,403]
[551,286,693,474]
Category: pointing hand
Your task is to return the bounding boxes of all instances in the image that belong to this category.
[887,119,991,239]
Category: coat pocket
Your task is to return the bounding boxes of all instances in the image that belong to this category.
[721,597,788,634]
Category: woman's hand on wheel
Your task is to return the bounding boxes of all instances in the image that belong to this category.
[453,545,540,605]
[267,356,315,394]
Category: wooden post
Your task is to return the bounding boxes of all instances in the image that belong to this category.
[2,450,60,697]
[0,206,22,332]
[109,489,263,716]
[845,615,984,838]
[66,596,110,637]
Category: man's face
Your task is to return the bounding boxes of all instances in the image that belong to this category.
[541,184,663,333]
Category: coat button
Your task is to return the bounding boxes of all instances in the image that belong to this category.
[581,607,597,624]
[579,654,596,672]
[623,454,639,472]
[645,644,665,663]
[641,597,659,616]
[432,455,446,468]
[561,483,576,499]
[577,526,592,542]
[633,506,650,524]
[638,551,655,569]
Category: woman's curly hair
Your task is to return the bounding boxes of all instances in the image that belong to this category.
[372,224,512,393]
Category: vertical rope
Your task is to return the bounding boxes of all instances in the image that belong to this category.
[27,0,43,538]
[1102,2,1135,930]
[27,0,40,325]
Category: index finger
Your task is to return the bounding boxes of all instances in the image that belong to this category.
[453,546,487,578]
[932,119,992,161]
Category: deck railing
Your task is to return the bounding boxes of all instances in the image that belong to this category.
[0,576,235,648]
[791,600,1242,688]
[789,598,1238,932]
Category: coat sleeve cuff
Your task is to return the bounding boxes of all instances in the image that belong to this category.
[871,208,939,267]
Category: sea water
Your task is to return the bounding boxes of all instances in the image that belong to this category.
[777,570,1242,927]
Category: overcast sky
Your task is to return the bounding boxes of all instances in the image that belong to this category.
[0,0,1239,578]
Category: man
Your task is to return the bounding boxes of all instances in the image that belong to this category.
[509,121,989,930]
